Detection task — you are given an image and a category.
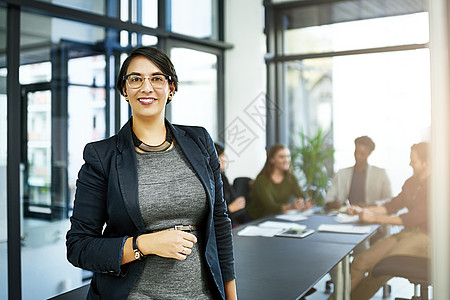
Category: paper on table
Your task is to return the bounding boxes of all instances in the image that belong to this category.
[318,224,371,234]
[237,226,282,237]
[258,221,306,229]
[237,221,307,237]
[276,214,308,222]
[302,208,315,216]
[258,221,306,230]
[335,213,359,223]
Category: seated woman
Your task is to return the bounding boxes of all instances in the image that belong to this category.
[247,144,312,219]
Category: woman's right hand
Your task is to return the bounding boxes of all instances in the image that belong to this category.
[291,198,306,211]
[138,230,197,261]
[346,205,363,215]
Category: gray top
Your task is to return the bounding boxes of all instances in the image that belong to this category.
[128,143,213,299]
[348,167,367,205]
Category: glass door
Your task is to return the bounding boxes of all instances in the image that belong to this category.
[21,83,55,220]
[23,87,52,218]
[19,44,109,298]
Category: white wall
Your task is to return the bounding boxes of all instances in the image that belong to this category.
[224,0,267,181]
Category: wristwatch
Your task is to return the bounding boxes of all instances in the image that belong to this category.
[132,234,145,260]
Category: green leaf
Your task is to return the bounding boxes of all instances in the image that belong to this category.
[291,128,334,206]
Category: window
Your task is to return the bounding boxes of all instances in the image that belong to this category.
[35,0,106,15]
[268,0,430,194]
[170,47,219,138]
[3,1,227,299]
[0,8,7,299]
[286,49,431,193]
[283,13,429,55]
[171,0,219,39]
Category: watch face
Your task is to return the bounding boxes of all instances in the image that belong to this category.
[134,251,141,260]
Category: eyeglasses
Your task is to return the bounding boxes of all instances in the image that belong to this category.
[123,73,172,89]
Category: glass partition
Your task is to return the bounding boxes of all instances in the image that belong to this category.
[283,12,429,55]
[20,11,107,300]
[68,55,107,208]
[0,5,7,298]
[170,47,218,139]
[35,0,105,15]
[26,90,52,215]
[171,0,219,39]
[141,0,158,27]
[4,1,226,298]
[286,49,431,195]
[0,90,6,299]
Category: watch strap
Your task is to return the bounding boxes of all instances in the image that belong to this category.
[132,234,145,260]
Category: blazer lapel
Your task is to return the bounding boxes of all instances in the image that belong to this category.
[116,119,146,232]
[169,122,214,209]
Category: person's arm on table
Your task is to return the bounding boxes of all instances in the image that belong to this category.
[347,204,387,215]
[358,209,403,226]
[347,205,403,226]
[281,198,305,212]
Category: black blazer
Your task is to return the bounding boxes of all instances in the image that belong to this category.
[66,118,235,299]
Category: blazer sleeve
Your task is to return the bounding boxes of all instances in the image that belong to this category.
[203,129,236,282]
[66,143,126,276]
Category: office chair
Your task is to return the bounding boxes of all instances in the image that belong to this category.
[233,177,253,203]
[372,255,430,300]
[232,177,253,224]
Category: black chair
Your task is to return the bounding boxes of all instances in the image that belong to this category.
[231,177,253,224]
[233,177,253,202]
[372,255,430,300]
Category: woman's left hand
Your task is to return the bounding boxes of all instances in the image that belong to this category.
[291,198,306,211]
[303,199,314,210]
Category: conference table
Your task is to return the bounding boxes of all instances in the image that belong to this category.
[233,211,380,300]
[53,210,379,300]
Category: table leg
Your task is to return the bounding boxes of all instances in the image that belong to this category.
[333,254,350,300]
[333,260,343,300]
[343,254,350,300]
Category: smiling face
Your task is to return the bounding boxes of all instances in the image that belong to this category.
[354,144,371,167]
[123,56,175,121]
[409,149,427,177]
[270,147,291,173]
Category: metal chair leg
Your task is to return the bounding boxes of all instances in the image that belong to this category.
[382,283,391,298]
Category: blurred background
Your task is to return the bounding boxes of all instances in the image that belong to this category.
[1,0,449,299]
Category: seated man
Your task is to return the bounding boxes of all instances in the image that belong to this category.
[347,142,430,300]
[324,136,392,211]
[325,136,392,295]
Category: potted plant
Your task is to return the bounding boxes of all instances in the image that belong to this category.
[291,128,334,206]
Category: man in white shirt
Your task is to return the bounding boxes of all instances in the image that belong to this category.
[324,136,392,210]
[324,136,392,298]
